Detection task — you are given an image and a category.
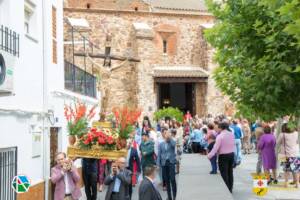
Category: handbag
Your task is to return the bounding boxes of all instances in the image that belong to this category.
[279,133,289,163]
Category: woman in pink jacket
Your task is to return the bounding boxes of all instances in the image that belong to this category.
[207,121,235,193]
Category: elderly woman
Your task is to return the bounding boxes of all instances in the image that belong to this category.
[277,123,300,188]
[258,125,278,185]
[208,122,235,193]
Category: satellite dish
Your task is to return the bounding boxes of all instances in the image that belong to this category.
[0,54,6,85]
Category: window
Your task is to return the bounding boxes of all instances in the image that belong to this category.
[0,25,20,57]
[163,40,167,53]
[0,147,17,200]
[52,6,57,63]
[64,61,97,98]
[24,0,36,39]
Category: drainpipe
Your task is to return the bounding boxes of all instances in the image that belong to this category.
[41,0,49,199]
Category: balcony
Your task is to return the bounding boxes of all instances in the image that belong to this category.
[0,25,20,57]
[64,61,97,98]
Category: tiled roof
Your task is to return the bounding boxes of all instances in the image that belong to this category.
[153,66,209,78]
[148,0,208,12]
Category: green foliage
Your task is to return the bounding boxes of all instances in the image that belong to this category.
[67,118,89,137]
[154,107,184,122]
[205,0,300,121]
[115,124,134,139]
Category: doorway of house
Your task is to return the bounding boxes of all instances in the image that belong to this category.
[158,83,195,115]
[49,127,59,200]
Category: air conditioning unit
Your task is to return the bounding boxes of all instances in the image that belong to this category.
[0,50,15,94]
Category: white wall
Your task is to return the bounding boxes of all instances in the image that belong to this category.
[0,0,100,190]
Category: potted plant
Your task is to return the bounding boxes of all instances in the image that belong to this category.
[112,106,142,149]
[64,102,96,145]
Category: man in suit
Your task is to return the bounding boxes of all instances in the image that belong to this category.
[104,157,132,200]
[140,131,156,174]
[82,158,98,200]
[158,128,177,200]
[139,165,162,200]
[51,152,81,200]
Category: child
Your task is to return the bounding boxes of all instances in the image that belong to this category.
[207,134,217,174]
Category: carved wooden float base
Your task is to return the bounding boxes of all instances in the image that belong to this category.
[67,146,127,160]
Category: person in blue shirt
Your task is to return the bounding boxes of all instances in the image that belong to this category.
[190,124,204,153]
[135,122,142,146]
[230,120,243,166]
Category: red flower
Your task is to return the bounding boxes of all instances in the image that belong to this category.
[98,137,106,145]
[107,136,114,145]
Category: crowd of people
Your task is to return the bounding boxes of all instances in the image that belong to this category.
[51,115,184,200]
[184,114,300,192]
[50,112,300,200]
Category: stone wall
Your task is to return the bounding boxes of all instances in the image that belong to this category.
[64,8,228,117]
[206,48,233,116]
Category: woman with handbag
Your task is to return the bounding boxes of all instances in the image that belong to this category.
[277,123,300,188]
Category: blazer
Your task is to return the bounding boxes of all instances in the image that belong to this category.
[157,138,176,166]
[140,140,156,168]
[51,165,81,200]
[138,177,162,200]
[104,168,132,200]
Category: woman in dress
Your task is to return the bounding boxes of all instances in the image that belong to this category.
[277,123,300,188]
[242,119,251,154]
[258,125,278,184]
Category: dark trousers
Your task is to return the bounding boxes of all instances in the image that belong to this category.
[111,192,120,200]
[162,161,177,200]
[218,153,234,193]
[129,181,133,200]
[82,171,98,200]
[192,142,199,153]
[210,155,217,173]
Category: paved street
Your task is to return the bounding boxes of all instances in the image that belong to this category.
[233,153,300,200]
[80,153,300,200]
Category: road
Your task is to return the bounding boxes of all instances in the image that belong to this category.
[80,153,300,200]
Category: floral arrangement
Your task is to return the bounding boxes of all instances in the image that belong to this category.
[112,106,142,140]
[78,128,117,150]
[64,102,96,137]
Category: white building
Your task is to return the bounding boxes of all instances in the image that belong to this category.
[0,0,99,199]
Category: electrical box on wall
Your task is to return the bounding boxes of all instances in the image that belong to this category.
[0,51,14,94]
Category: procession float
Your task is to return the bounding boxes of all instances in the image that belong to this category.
[66,102,141,160]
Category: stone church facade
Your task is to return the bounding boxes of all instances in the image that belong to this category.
[64,0,230,118]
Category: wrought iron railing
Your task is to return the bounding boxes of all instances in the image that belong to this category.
[0,147,17,200]
[64,60,97,98]
[0,25,20,57]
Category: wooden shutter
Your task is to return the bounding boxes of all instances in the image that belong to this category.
[52,6,57,64]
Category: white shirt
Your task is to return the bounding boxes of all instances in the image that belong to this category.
[64,172,71,195]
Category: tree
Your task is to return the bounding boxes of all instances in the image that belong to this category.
[204,0,300,121]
